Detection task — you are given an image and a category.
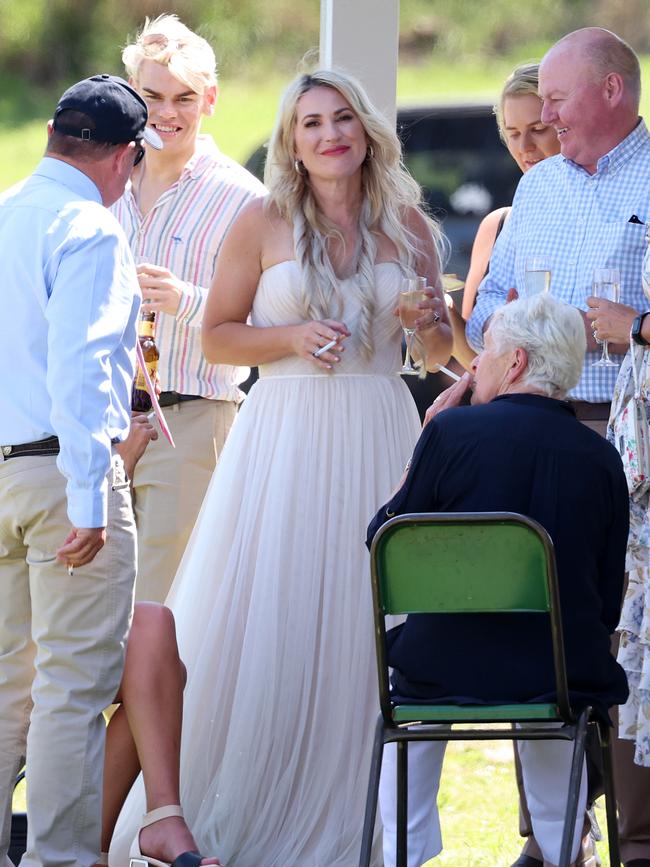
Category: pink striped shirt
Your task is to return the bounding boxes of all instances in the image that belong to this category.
[112,136,266,401]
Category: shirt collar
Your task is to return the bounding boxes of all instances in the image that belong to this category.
[183,134,221,180]
[491,393,577,417]
[32,157,103,204]
[564,118,650,177]
[124,134,221,201]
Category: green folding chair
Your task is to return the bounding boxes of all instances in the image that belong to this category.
[359,512,620,867]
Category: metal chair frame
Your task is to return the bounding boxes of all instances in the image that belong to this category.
[359,512,620,867]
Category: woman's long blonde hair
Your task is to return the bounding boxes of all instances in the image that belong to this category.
[264,69,444,359]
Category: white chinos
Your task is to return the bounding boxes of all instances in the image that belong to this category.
[380,725,588,867]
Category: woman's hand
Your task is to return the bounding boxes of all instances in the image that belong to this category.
[423,372,473,427]
[290,319,351,369]
[586,296,638,346]
[414,289,447,332]
[409,285,454,371]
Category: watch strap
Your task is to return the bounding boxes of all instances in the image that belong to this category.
[632,311,650,346]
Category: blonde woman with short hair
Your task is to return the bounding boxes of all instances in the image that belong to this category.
[461,63,560,321]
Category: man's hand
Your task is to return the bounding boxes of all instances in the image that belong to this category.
[586,296,638,347]
[116,413,159,479]
[57,527,106,569]
[423,372,473,426]
[138,263,186,316]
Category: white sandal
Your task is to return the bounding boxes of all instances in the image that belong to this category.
[128,805,211,867]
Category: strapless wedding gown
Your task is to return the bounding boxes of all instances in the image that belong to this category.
[109,261,421,866]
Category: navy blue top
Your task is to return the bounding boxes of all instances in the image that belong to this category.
[367,393,630,717]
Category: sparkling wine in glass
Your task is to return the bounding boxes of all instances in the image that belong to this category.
[524,259,551,297]
[399,276,427,375]
[592,268,621,368]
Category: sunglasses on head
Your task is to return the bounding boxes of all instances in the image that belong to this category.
[140,32,186,52]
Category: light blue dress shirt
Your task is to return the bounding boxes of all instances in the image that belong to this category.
[0,157,140,527]
[467,120,650,403]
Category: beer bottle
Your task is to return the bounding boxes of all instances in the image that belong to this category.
[131,311,159,412]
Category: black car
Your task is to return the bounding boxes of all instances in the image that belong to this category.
[396,102,520,275]
[242,103,521,416]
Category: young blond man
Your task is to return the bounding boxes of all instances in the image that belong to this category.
[112,15,266,603]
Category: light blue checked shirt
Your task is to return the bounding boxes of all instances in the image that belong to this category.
[467,119,650,402]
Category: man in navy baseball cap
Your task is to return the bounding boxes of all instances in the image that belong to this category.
[0,73,162,867]
[53,73,163,152]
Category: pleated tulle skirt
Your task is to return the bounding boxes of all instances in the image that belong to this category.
[109,371,420,866]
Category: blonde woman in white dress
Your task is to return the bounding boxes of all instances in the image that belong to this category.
[110,68,452,867]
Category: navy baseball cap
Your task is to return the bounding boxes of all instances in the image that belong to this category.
[53,74,162,150]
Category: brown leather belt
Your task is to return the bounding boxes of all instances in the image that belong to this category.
[1,435,60,459]
[570,401,610,422]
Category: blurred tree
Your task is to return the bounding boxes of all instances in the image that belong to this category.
[593,0,650,50]
[0,0,647,88]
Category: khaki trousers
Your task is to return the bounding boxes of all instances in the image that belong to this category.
[131,398,237,603]
[609,630,650,864]
[0,453,135,867]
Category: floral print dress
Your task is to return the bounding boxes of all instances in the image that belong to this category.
[608,341,650,766]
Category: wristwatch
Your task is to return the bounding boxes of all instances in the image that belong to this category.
[631,311,650,346]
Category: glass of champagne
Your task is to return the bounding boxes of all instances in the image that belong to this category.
[524,258,551,297]
[399,276,428,375]
[592,268,621,368]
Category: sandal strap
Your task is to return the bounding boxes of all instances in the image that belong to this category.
[140,805,184,828]
[170,852,203,867]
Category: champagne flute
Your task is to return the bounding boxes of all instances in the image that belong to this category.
[399,276,428,375]
[592,268,621,368]
[524,258,551,297]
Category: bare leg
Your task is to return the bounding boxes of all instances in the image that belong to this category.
[101,704,140,852]
[101,603,218,864]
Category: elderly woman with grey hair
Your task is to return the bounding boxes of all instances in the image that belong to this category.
[368,294,629,867]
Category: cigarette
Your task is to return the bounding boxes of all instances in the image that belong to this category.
[437,365,461,382]
[147,412,156,421]
[68,565,74,576]
[312,338,339,358]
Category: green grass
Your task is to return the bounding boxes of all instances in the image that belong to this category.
[11,739,613,866]
[2,55,650,190]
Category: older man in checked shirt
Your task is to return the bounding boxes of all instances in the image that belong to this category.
[467,27,650,867]
[112,15,266,603]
